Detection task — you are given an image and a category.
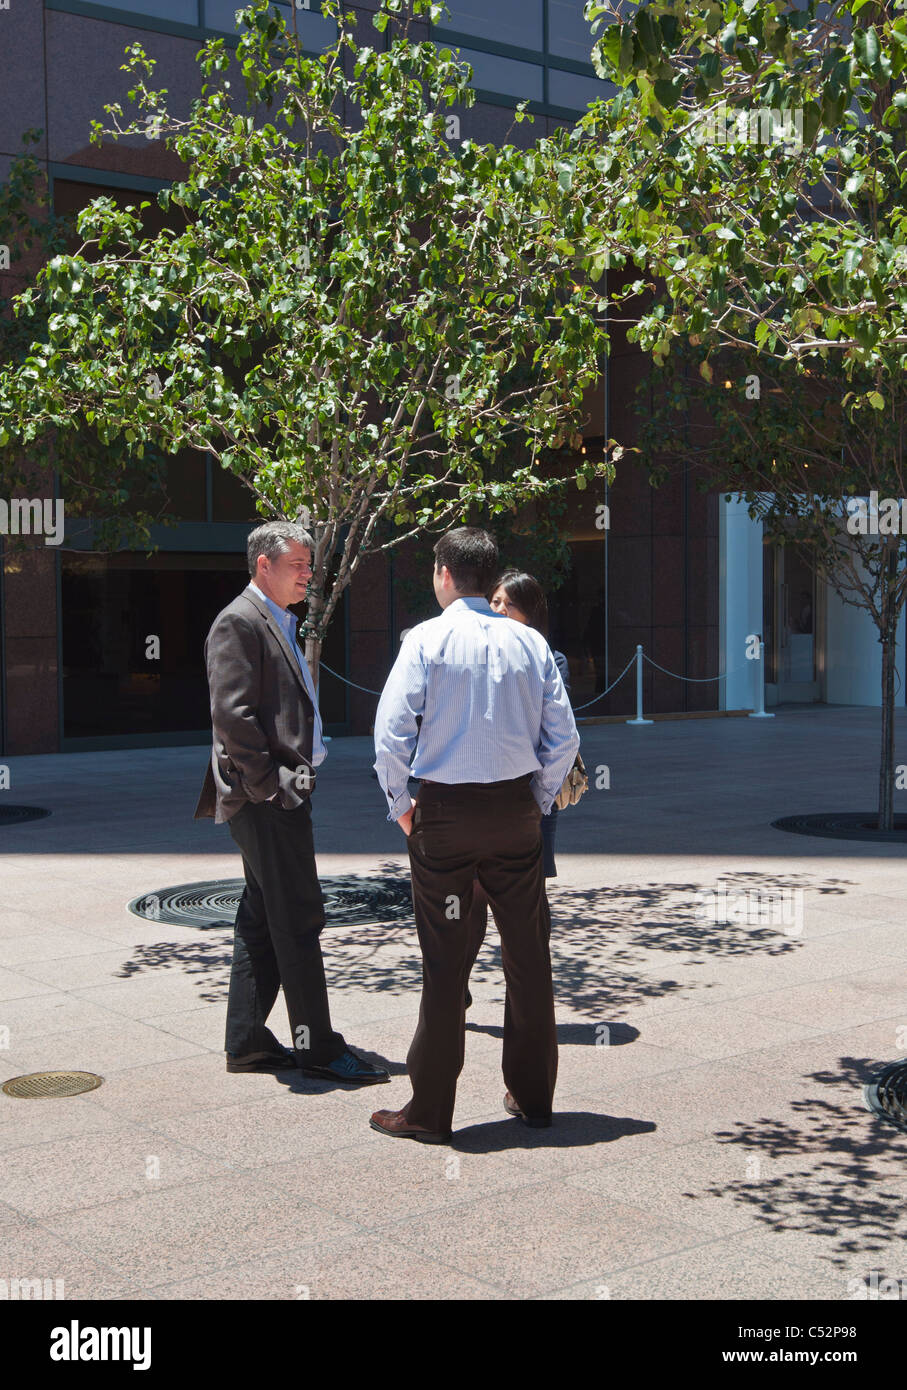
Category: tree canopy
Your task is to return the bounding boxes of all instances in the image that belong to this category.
[0,0,628,672]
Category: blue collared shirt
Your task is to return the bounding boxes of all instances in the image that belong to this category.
[249,582,326,767]
[373,596,579,821]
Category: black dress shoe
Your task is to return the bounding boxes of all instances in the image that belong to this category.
[226,1046,296,1073]
[299,1048,390,1085]
[465,987,473,1010]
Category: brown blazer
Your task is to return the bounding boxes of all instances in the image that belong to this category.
[194,586,316,823]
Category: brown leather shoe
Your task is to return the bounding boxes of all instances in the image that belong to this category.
[369,1108,451,1144]
[503,1091,552,1128]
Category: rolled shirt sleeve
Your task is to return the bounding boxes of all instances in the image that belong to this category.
[373,632,427,821]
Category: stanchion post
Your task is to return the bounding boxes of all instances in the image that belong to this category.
[626,644,654,726]
[748,639,775,719]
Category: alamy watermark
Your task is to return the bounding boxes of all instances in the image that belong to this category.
[697,105,804,151]
[846,492,907,536]
[0,498,64,545]
[695,884,804,937]
[0,1276,65,1299]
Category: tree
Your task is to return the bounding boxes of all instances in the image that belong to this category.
[0,0,628,682]
[638,341,907,828]
[0,133,186,552]
[568,0,907,828]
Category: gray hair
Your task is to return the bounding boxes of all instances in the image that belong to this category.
[247,519,315,578]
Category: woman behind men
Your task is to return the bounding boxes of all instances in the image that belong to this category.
[464,569,571,1008]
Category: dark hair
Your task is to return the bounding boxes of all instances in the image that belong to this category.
[433,527,499,595]
[490,570,549,637]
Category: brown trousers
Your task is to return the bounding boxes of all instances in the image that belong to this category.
[403,774,558,1134]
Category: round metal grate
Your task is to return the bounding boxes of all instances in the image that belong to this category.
[0,806,51,827]
[773,812,907,843]
[2,1070,103,1099]
[128,876,413,928]
[863,1061,907,1134]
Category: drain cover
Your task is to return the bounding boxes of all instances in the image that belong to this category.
[128,876,413,928]
[2,1071,103,1099]
[0,806,51,826]
[863,1061,907,1133]
[773,813,907,843]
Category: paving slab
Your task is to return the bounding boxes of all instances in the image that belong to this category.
[1,707,906,1300]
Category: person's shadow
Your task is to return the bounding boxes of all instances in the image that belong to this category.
[452,1112,656,1153]
[466,1020,639,1047]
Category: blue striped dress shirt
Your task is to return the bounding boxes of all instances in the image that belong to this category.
[373,596,580,822]
[249,582,326,767]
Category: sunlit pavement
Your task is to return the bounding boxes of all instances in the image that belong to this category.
[1,706,905,1300]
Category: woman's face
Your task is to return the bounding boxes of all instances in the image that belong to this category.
[491,586,529,625]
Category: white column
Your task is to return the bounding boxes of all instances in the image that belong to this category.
[825,580,905,705]
[719,496,764,710]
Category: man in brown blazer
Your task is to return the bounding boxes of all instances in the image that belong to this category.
[195,519,388,1085]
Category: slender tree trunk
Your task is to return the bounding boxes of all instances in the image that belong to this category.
[303,630,323,690]
[303,587,325,689]
[878,541,898,831]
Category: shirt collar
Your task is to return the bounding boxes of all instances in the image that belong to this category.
[249,582,294,629]
[447,596,495,615]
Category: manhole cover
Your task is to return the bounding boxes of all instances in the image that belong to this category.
[863,1061,907,1133]
[2,1071,103,1099]
[127,876,413,928]
[773,813,907,844]
[0,806,51,826]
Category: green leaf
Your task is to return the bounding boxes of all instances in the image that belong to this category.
[636,7,660,56]
[843,246,862,275]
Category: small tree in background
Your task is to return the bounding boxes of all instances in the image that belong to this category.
[638,342,907,827]
[0,133,176,551]
[570,0,907,829]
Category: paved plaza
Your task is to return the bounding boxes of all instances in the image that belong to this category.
[0,707,905,1300]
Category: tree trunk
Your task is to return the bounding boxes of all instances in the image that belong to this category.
[302,587,325,690]
[877,542,898,832]
[303,630,323,691]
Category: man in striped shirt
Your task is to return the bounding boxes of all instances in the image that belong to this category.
[371,527,579,1143]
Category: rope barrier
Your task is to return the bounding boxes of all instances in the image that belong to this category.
[641,653,750,683]
[319,660,383,696]
[571,652,637,711]
[319,645,767,723]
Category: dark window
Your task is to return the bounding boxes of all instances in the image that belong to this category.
[204,0,337,46]
[548,0,603,63]
[61,551,349,737]
[53,179,186,245]
[454,46,544,102]
[78,0,202,23]
[212,464,259,522]
[435,1,543,52]
[548,67,611,111]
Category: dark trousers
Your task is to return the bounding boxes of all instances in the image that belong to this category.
[404,775,558,1134]
[467,803,558,962]
[225,800,346,1066]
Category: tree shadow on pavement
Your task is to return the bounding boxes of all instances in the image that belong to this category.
[112,866,854,1017]
[689,1055,907,1273]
